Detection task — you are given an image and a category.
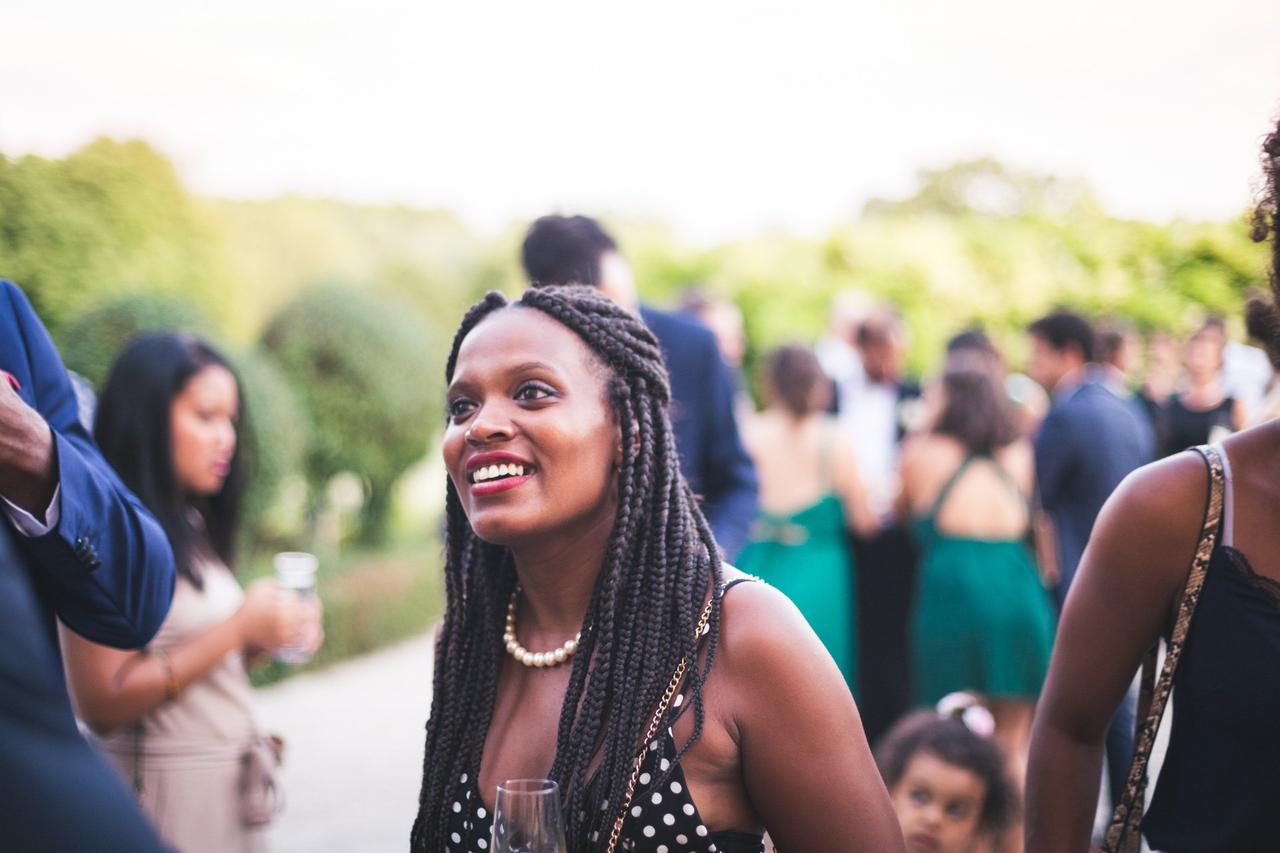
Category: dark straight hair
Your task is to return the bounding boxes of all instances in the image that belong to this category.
[764,344,827,417]
[94,333,246,588]
[933,366,1020,456]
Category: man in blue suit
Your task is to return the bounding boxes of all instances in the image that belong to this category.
[1027,309,1153,816]
[1,279,175,850]
[521,215,759,559]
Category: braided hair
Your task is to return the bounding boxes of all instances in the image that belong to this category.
[1247,113,1280,369]
[412,286,725,851]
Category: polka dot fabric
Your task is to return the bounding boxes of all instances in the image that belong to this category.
[444,730,763,853]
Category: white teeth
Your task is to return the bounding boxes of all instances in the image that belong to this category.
[472,463,527,483]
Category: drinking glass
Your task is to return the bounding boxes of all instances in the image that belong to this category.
[490,778,568,853]
[273,551,318,664]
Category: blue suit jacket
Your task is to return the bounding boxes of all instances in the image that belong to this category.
[1,280,174,850]
[640,306,758,559]
[1034,376,1154,605]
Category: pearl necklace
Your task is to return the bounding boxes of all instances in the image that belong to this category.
[503,590,582,668]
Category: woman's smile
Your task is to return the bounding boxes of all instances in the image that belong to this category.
[466,451,538,496]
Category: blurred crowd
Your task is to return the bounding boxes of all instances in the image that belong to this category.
[681,282,1275,851]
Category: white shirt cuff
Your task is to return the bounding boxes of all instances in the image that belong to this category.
[2,484,61,537]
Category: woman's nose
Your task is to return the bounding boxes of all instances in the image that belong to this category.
[465,405,514,445]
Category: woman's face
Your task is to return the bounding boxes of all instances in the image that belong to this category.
[1184,333,1224,384]
[890,752,987,853]
[170,364,239,496]
[443,307,620,547]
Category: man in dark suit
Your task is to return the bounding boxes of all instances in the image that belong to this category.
[1027,311,1154,605]
[521,215,758,560]
[1027,309,1154,815]
[1,279,175,850]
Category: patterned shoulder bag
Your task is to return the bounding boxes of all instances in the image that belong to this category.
[1102,444,1225,853]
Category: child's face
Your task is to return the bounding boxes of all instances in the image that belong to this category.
[890,752,987,853]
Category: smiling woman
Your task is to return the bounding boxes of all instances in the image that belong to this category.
[413,286,904,853]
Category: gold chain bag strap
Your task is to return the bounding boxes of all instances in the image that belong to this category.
[1102,444,1225,853]
[606,595,714,853]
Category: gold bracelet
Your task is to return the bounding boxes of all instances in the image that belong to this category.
[153,647,181,701]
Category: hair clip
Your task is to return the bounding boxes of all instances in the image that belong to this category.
[936,691,996,738]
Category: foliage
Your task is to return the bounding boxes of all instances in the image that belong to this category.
[234,350,312,548]
[57,292,212,386]
[261,283,439,544]
[0,138,227,335]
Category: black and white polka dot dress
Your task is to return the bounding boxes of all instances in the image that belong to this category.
[445,579,766,853]
[444,728,764,852]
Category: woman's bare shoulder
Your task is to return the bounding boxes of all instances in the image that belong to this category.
[715,566,836,676]
[1085,450,1214,595]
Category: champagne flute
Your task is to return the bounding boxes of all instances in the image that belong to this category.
[490,778,568,853]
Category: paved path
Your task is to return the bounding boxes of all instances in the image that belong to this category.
[256,629,435,853]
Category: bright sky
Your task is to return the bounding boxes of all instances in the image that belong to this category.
[4,0,1279,242]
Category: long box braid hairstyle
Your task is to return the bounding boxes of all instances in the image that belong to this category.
[412,285,726,851]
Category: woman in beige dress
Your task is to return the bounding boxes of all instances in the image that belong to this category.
[59,333,322,853]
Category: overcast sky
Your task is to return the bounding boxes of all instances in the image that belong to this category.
[4,0,1279,242]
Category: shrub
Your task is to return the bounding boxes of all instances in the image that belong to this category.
[261,283,439,544]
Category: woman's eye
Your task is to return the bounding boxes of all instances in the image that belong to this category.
[515,383,554,402]
[447,398,475,419]
[945,801,973,820]
[909,788,931,806]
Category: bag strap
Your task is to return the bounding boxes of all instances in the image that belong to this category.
[1102,444,1225,853]
[606,577,759,853]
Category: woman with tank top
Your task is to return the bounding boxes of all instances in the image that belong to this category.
[416,288,904,853]
[897,365,1055,781]
[1157,320,1246,456]
[738,346,878,694]
[1027,113,1280,850]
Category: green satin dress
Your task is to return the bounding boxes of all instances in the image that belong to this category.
[737,492,858,695]
[910,453,1056,707]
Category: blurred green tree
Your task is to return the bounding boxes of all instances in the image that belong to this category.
[0,138,227,334]
[261,283,438,544]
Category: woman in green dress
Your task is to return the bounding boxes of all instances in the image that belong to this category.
[738,345,878,694]
[896,362,1056,782]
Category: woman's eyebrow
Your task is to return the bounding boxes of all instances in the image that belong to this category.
[447,361,561,394]
[509,360,558,375]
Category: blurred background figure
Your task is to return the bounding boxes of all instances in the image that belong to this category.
[1156,317,1247,456]
[1221,313,1276,417]
[816,289,876,415]
[897,364,1054,785]
[875,696,1020,853]
[680,286,753,421]
[60,333,322,853]
[1095,317,1139,396]
[521,214,759,559]
[1024,309,1153,813]
[738,344,877,692]
[1136,329,1181,425]
[843,306,924,743]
